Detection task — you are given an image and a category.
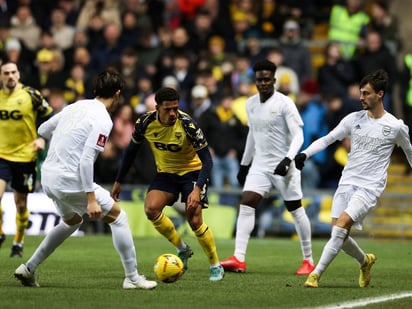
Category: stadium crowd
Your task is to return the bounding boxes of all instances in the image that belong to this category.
[0,0,407,193]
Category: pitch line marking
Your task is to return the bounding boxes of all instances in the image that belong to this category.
[308,291,412,309]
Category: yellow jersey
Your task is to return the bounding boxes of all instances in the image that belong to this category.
[132,110,208,175]
[0,83,53,162]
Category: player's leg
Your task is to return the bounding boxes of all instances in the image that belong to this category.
[15,187,83,286]
[102,187,156,290]
[184,184,224,281]
[10,161,37,257]
[342,192,377,287]
[221,171,269,272]
[0,179,7,247]
[145,176,193,271]
[276,170,314,274]
[11,191,29,257]
[285,200,314,275]
[305,213,353,288]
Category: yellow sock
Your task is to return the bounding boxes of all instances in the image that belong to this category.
[194,223,219,265]
[14,208,29,244]
[151,213,182,247]
[0,203,4,235]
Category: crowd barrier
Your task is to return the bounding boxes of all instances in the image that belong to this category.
[1,187,334,239]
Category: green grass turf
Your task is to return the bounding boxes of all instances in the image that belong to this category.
[1,235,412,309]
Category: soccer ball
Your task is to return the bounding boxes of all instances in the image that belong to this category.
[154,253,184,283]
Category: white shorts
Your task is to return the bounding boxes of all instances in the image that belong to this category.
[42,183,115,221]
[243,168,302,201]
[331,185,378,230]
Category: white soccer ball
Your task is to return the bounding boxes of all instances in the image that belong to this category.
[153,253,184,283]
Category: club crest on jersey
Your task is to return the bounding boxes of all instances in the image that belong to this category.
[97,134,107,147]
[382,126,391,136]
[175,132,182,140]
[196,129,204,140]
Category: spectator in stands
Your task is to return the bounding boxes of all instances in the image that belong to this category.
[63,63,89,104]
[48,88,68,113]
[57,0,80,27]
[278,19,312,85]
[327,0,370,60]
[198,95,247,193]
[170,26,197,63]
[10,5,41,52]
[368,0,401,56]
[229,55,253,94]
[203,35,233,83]
[195,67,225,106]
[231,80,252,127]
[118,47,139,102]
[26,48,65,100]
[317,41,357,99]
[169,52,196,105]
[119,10,141,49]
[134,28,162,77]
[353,30,398,113]
[230,10,253,52]
[3,38,32,81]
[190,84,211,121]
[242,29,268,65]
[266,47,300,102]
[296,80,328,189]
[90,21,124,73]
[187,8,215,54]
[255,0,282,38]
[76,0,121,31]
[130,72,154,116]
[400,53,412,139]
[49,7,75,52]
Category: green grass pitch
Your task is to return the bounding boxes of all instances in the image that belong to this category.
[1,235,412,309]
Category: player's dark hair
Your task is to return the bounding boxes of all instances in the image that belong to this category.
[93,70,125,98]
[360,69,388,94]
[155,87,180,105]
[253,59,277,73]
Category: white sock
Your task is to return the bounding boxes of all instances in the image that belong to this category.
[313,225,347,277]
[234,205,255,262]
[109,210,138,281]
[26,220,81,273]
[290,207,313,264]
[342,236,365,265]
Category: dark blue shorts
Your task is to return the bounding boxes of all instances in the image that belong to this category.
[148,171,209,208]
[0,158,37,193]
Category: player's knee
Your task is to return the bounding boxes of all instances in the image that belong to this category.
[284,200,301,211]
[64,213,83,226]
[103,203,121,223]
[145,205,162,221]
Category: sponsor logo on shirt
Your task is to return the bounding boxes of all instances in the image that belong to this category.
[97,134,107,147]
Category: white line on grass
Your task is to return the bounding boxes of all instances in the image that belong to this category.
[307,291,412,309]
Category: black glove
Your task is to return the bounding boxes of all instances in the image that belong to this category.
[274,157,291,176]
[294,153,307,170]
[237,165,250,186]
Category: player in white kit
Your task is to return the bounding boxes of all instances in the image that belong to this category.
[14,70,157,290]
[297,69,412,288]
[220,60,315,275]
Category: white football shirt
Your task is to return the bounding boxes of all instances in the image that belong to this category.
[39,99,112,192]
[304,110,412,196]
[242,91,304,171]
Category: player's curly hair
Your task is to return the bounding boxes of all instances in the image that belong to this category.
[360,69,388,94]
[253,59,277,73]
[155,87,180,105]
[93,70,125,98]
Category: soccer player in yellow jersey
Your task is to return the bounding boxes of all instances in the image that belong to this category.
[111,87,224,281]
[0,62,54,257]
